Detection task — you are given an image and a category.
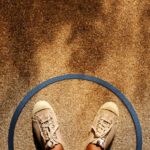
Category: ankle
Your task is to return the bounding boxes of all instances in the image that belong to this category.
[47,144,63,150]
[86,144,103,150]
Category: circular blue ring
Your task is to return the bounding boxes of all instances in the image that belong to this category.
[8,74,142,150]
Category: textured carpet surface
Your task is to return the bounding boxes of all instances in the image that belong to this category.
[0,0,150,150]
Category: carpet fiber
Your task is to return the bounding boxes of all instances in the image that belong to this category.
[0,0,150,150]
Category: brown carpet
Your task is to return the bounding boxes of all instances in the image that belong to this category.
[0,0,150,150]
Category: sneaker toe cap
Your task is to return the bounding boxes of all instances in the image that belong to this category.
[100,101,119,116]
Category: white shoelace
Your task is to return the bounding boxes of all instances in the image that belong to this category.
[92,118,113,146]
[39,116,59,148]
[96,118,112,137]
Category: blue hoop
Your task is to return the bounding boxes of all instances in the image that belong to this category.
[8,74,142,150]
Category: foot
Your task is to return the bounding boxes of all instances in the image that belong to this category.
[88,102,119,149]
[32,101,62,150]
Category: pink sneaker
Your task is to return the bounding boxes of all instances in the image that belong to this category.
[89,102,119,149]
[32,101,62,150]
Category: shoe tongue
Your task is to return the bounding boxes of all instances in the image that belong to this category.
[46,139,58,149]
[47,140,53,148]
[43,123,59,149]
[91,126,103,138]
[92,120,112,138]
[90,127,106,149]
